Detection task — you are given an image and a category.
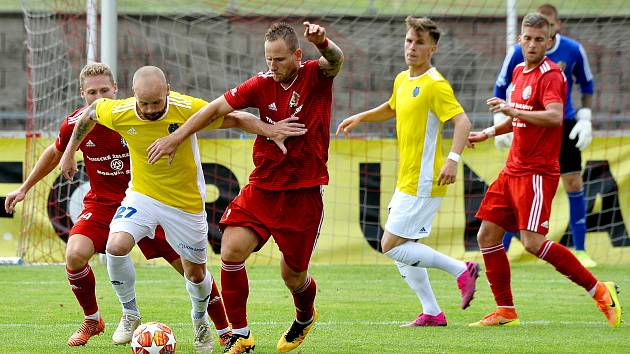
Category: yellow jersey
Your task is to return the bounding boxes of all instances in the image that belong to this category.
[94,91,223,213]
[388,67,464,197]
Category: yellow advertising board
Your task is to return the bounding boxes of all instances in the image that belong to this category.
[1,137,628,265]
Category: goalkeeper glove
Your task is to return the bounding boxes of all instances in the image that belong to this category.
[569,108,593,151]
[493,112,513,150]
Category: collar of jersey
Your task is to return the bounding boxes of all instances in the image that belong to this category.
[407,66,435,80]
[522,57,548,74]
[546,34,562,55]
[134,96,170,121]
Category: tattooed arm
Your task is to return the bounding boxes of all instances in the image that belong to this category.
[303,21,344,78]
[59,102,99,179]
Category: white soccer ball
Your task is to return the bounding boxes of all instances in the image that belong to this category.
[131,322,176,354]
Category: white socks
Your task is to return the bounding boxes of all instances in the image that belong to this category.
[396,262,441,316]
[186,271,213,323]
[384,241,466,277]
[106,252,137,308]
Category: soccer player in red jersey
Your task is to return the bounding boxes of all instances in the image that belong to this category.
[467,13,621,327]
[146,21,343,353]
[4,63,231,346]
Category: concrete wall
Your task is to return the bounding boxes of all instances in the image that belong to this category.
[5,13,630,132]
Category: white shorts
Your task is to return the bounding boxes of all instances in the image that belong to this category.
[385,189,442,239]
[109,190,209,264]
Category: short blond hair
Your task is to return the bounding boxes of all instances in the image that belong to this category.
[405,16,441,44]
[79,63,115,89]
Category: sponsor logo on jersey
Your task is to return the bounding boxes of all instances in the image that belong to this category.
[168,123,179,134]
[268,102,277,111]
[289,91,300,108]
[110,159,124,171]
[412,86,421,97]
[85,139,96,147]
[127,127,137,135]
[522,85,532,100]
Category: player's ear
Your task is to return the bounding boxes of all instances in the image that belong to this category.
[166,84,170,96]
[113,82,118,95]
[294,47,302,62]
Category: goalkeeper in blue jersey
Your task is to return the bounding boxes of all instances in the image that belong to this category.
[493,4,596,267]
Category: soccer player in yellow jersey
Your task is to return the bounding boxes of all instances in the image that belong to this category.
[337,17,479,327]
[59,66,306,353]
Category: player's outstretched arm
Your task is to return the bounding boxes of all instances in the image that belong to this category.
[222,112,307,155]
[4,144,62,214]
[303,21,344,78]
[147,96,234,164]
[437,113,471,186]
[469,105,514,148]
[60,103,98,180]
[336,102,394,138]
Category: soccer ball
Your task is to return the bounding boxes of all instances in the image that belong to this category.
[131,322,176,354]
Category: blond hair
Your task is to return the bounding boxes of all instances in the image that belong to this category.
[79,63,115,89]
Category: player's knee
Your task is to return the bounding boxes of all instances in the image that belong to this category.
[65,249,89,270]
[562,173,583,192]
[520,235,542,254]
[106,233,134,256]
[185,267,207,283]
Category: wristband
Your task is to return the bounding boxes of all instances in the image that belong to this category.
[447,152,461,163]
[482,126,496,138]
[316,38,329,50]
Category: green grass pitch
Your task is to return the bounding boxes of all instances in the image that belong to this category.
[0,263,628,353]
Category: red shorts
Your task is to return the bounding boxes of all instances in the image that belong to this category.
[220,184,324,272]
[70,204,180,263]
[475,171,559,235]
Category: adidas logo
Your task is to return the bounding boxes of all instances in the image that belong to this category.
[419,227,428,233]
[540,220,549,229]
[85,139,95,147]
[268,102,277,111]
[127,127,137,135]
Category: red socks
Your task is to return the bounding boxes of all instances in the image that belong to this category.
[480,244,514,307]
[221,260,249,329]
[292,276,317,323]
[207,279,230,331]
[66,265,98,316]
[536,240,598,291]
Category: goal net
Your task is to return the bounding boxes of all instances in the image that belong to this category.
[20,0,630,265]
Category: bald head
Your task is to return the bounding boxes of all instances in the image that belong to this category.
[133,66,170,121]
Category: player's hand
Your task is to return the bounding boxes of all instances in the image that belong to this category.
[266,116,307,154]
[437,159,457,186]
[60,154,78,180]
[487,97,516,117]
[467,131,488,148]
[303,21,326,45]
[4,189,26,214]
[147,135,180,166]
[493,112,513,150]
[335,116,361,138]
[569,108,593,151]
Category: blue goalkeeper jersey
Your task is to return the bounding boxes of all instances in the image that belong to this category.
[494,34,594,120]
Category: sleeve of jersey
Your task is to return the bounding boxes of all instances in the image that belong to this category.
[94,98,116,130]
[540,71,565,107]
[54,119,71,152]
[431,80,465,123]
[223,76,259,110]
[387,73,403,110]
[494,44,520,99]
[574,44,595,95]
[189,97,224,131]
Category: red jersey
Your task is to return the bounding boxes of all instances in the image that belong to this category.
[224,60,333,190]
[505,57,566,177]
[55,107,131,207]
